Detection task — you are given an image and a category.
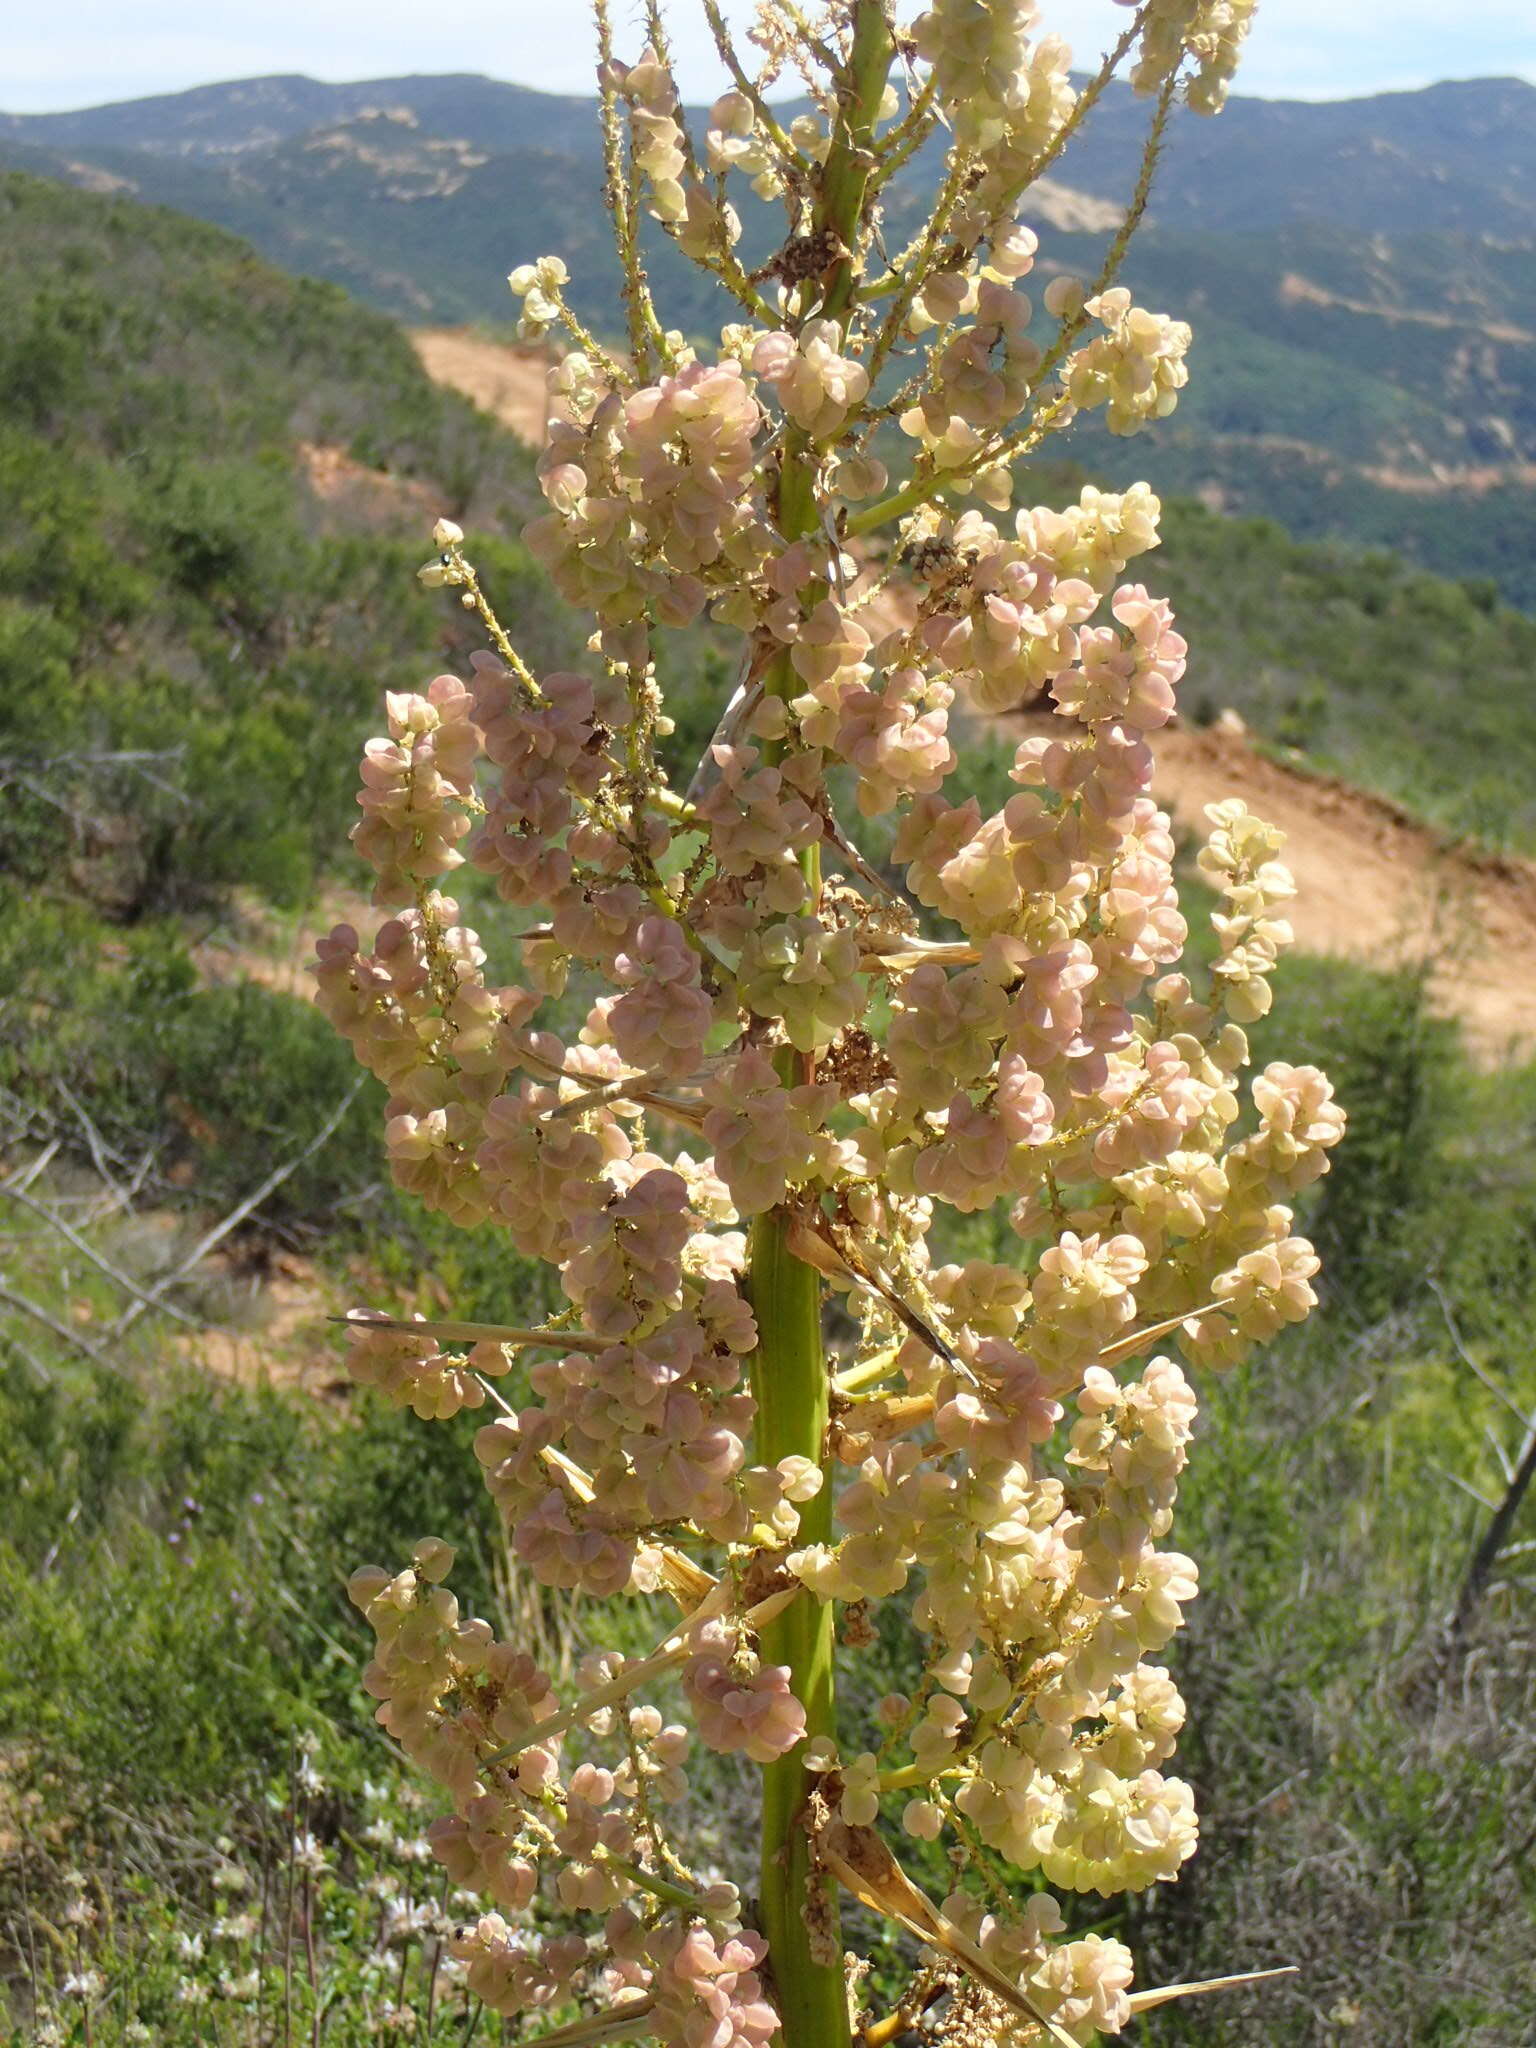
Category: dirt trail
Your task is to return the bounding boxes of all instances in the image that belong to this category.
[191,884,376,1002]
[167,888,377,1388]
[1135,722,1536,1063]
[298,440,441,525]
[413,325,1536,1064]
[413,328,559,444]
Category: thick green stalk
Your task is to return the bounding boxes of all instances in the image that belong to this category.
[749,1193,842,2048]
[744,13,893,2046]
[817,1,895,327]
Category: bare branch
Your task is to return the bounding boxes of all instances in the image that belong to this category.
[0,1278,118,1371]
[1449,1409,1536,1646]
[109,1077,366,1337]
[1,1181,203,1328]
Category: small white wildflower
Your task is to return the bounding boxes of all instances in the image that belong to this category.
[382,1897,436,1947]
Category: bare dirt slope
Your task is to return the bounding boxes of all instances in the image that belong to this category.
[413,327,557,444]
[414,326,1536,1064]
[1143,724,1536,1063]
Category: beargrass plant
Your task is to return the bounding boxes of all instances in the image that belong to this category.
[314,5,1346,2044]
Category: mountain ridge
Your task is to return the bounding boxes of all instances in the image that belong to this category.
[4,70,1535,604]
[5,68,1536,233]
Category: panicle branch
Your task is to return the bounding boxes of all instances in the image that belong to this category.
[313,4,1335,2045]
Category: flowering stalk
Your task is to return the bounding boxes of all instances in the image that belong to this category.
[748,13,893,2039]
[749,1203,842,2044]
[316,5,1335,2047]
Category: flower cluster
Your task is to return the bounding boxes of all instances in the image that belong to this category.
[1065,288,1193,437]
[316,5,1333,2043]
[754,321,870,439]
[345,1540,796,2029]
[912,0,1076,160]
[1125,0,1258,114]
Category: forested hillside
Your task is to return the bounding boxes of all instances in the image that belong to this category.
[1,171,1533,2046]
[0,170,557,916]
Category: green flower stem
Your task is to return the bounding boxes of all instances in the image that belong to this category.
[749,1190,842,2048]
[817,1,895,329]
[743,15,893,2045]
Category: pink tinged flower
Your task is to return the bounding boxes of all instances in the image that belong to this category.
[683,1635,807,1763]
[426,1812,537,1911]
[996,1053,1056,1146]
[510,1485,637,1599]
[604,916,714,1078]
[650,1923,779,2048]
[696,744,819,903]
[888,963,1008,1108]
[834,667,954,817]
[753,320,869,439]
[1212,1234,1320,1338]
[1239,1061,1346,1189]
[935,1340,1061,1462]
[787,596,872,689]
[914,1094,1014,1212]
[702,1050,835,1216]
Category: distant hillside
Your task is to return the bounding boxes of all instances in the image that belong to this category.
[0,72,604,163]
[1032,222,1536,610]
[6,69,1534,237]
[0,171,564,918]
[416,321,1536,859]
[5,160,1535,911]
[5,70,1535,606]
[992,73,1536,239]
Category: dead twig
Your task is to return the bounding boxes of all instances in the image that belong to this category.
[1427,1278,1530,1427]
[109,1078,365,1338]
[1,1182,202,1328]
[0,1278,118,1370]
[0,1137,63,1198]
[55,1080,131,1205]
[1448,1407,1536,1647]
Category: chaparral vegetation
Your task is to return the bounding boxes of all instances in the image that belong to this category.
[2,8,1534,2048]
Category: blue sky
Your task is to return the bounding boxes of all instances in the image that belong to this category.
[4,0,1534,112]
